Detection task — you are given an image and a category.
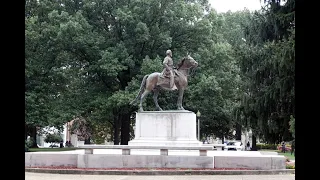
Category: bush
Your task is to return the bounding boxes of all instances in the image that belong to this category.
[25,141,29,152]
[93,138,105,145]
[286,164,295,169]
[25,139,33,152]
[44,133,63,148]
[256,143,277,150]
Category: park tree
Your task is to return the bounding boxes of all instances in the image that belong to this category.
[215,9,252,141]
[25,8,68,147]
[175,8,244,142]
[75,0,216,144]
[186,42,241,142]
[234,0,295,148]
[25,0,104,146]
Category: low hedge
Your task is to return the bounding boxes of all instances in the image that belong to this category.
[256,143,277,150]
[256,143,293,151]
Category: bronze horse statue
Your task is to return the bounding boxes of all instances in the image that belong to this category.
[130,55,198,112]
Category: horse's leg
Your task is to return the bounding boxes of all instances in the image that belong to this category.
[153,88,163,111]
[139,89,151,112]
[177,88,185,110]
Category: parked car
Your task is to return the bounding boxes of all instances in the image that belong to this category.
[226,141,242,151]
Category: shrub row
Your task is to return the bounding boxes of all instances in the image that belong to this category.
[256,143,277,150]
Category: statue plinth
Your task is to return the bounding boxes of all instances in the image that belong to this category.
[128,110,202,146]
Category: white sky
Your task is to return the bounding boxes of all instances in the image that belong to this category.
[208,0,265,13]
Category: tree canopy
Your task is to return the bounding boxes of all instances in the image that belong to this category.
[25,0,295,147]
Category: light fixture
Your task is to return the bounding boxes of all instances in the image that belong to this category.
[196,110,201,117]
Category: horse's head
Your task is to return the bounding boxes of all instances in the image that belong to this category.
[177,55,198,70]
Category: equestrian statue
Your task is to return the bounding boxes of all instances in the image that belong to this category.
[130,50,198,112]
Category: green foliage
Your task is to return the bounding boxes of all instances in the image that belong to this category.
[25,139,33,152]
[44,133,63,144]
[286,164,295,169]
[185,39,241,139]
[256,143,277,150]
[25,139,33,148]
[25,0,295,145]
[91,121,113,144]
[25,143,29,152]
[289,115,295,138]
[235,0,295,144]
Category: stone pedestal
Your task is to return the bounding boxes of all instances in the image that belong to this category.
[128,110,202,146]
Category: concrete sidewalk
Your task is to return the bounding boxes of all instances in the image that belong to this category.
[25,168,295,175]
[25,172,295,180]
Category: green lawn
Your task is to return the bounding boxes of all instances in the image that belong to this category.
[278,151,295,160]
[28,147,79,152]
[259,149,295,160]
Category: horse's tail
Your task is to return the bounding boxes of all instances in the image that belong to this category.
[130,74,149,105]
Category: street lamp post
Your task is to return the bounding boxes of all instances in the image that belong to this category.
[196,110,201,141]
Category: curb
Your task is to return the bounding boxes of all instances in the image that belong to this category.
[25,168,295,175]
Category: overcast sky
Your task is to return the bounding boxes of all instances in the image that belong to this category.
[208,0,265,13]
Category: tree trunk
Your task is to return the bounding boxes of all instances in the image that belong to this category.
[221,135,224,150]
[30,126,38,148]
[251,134,257,151]
[120,113,130,145]
[283,117,291,141]
[113,109,121,145]
[278,134,282,144]
[235,123,242,140]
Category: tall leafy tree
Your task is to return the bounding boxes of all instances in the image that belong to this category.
[235,0,295,148]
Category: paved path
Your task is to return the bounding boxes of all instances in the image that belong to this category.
[26,172,295,180]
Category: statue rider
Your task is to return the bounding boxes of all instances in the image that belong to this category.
[160,49,177,90]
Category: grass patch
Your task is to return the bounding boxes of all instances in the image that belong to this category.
[278,151,295,160]
[28,148,79,152]
[259,149,295,160]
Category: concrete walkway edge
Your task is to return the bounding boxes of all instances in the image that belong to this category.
[25,168,295,175]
